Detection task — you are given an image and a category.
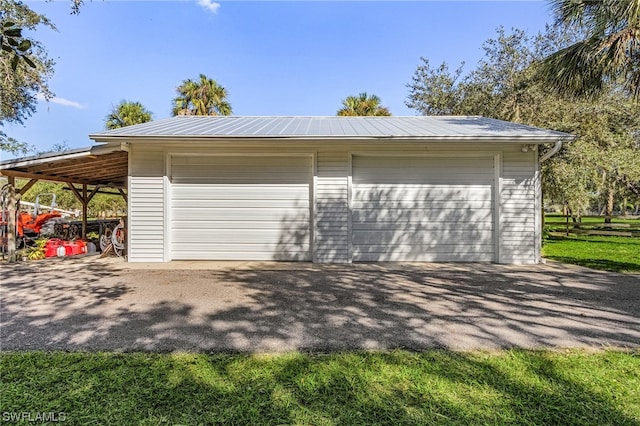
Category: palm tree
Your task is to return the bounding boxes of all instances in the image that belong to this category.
[105,101,152,129]
[172,74,232,116]
[541,0,640,99]
[337,92,391,116]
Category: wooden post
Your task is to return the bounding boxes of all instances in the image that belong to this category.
[67,183,89,239]
[82,183,87,239]
[18,178,39,196]
[118,188,127,203]
[66,183,82,203]
[6,177,17,263]
[87,186,100,203]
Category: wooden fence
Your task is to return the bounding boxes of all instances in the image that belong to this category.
[545,218,640,238]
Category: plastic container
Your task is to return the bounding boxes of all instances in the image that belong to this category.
[61,240,87,256]
[87,241,97,254]
[44,239,64,258]
[46,239,89,257]
[74,240,87,255]
[62,241,74,256]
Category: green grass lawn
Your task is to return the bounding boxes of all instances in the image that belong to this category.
[542,234,640,273]
[1,350,639,425]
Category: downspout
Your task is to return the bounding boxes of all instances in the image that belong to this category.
[537,138,563,264]
[539,139,563,163]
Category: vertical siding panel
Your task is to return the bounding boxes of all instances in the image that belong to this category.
[315,150,350,262]
[500,150,537,263]
[128,145,165,262]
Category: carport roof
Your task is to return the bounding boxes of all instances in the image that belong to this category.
[90,116,574,143]
[0,144,128,188]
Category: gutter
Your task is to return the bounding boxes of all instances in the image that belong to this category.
[89,135,572,144]
[539,139,563,163]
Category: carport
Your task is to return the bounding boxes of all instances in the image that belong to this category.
[0,144,128,262]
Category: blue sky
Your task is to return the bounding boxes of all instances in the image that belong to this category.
[3,1,553,158]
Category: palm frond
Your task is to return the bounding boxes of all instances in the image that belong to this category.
[171,74,232,116]
[540,38,607,97]
[105,100,152,129]
[336,92,391,116]
[543,0,640,99]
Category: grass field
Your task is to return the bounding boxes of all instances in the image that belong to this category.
[542,234,640,273]
[543,214,640,273]
[1,350,638,425]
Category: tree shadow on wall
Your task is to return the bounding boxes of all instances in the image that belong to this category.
[277,182,495,262]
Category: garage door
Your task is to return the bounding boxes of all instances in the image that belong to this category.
[171,155,312,260]
[351,155,495,261]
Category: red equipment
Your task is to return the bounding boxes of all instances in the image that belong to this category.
[17,211,62,237]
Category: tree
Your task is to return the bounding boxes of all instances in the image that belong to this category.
[337,92,391,116]
[406,26,640,220]
[1,1,55,155]
[406,27,576,122]
[406,59,464,115]
[540,96,640,221]
[540,0,640,99]
[172,74,232,116]
[2,18,35,71]
[0,131,31,155]
[1,1,55,125]
[105,100,152,129]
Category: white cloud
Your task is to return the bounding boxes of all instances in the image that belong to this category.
[36,93,86,109]
[197,0,220,14]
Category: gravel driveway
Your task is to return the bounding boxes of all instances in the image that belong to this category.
[1,257,638,352]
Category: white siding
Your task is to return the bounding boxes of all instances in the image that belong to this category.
[128,145,165,262]
[315,151,350,263]
[500,151,537,263]
[170,155,312,260]
[126,140,542,264]
[351,155,495,262]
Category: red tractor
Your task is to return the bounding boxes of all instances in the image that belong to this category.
[1,188,72,253]
[17,193,68,239]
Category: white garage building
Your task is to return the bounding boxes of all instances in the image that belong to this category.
[89,116,572,264]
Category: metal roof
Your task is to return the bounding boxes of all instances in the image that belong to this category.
[0,147,93,168]
[0,144,128,188]
[90,116,573,142]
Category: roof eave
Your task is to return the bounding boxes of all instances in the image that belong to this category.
[0,144,124,170]
[89,134,575,144]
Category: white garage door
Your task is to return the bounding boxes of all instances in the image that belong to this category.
[351,155,495,262]
[171,155,312,260]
